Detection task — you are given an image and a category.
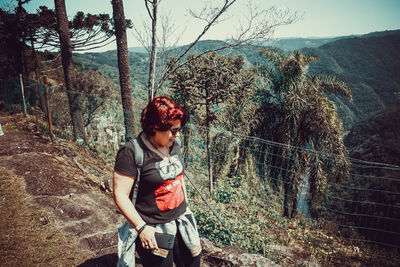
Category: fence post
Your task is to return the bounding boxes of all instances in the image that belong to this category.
[42,76,54,141]
[19,73,27,117]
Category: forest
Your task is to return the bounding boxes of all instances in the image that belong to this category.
[1,0,399,266]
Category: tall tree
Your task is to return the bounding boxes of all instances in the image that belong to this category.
[35,6,118,52]
[255,48,353,218]
[145,0,158,101]
[111,0,136,141]
[15,0,29,76]
[54,0,86,142]
[170,52,255,192]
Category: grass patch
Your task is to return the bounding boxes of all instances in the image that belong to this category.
[0,167,89,266]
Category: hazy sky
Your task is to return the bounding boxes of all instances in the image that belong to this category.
[2,0,399,52]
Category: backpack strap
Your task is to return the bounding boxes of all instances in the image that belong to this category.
[129,136,144,204]
[175,136,182,147]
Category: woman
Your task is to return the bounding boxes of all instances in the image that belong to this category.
[113,96,201,267]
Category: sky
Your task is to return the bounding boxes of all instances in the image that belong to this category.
[1,0,399,52]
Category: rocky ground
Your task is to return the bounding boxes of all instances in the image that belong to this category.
[0,111,284,267]
[0,112,123,266]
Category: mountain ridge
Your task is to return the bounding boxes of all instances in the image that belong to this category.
[303,31,400,128]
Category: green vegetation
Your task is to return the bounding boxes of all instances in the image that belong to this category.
[74,51,150,89]
[74,30,400,132]
[253,48,352,218]
[181,127,400,266]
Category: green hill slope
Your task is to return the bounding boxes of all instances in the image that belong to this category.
[303,31,400,129]
[74,50,149,90]
[344,105,400,165]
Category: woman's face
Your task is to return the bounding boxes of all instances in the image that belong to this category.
[153,119,181,148]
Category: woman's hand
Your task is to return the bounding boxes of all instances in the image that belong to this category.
[139,226,159,250]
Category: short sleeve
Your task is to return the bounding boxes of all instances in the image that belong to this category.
[114,142,138,177]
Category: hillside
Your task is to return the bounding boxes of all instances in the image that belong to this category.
[74,40,266,89]
[303,30,400,129]
[338,106,400,249]
[344,105,400,165]
[266,36,344,51]
[0,111,122,266]
[74,50,149,93]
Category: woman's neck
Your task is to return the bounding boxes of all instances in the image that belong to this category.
[147,135,164,149]
[141,133,170,161]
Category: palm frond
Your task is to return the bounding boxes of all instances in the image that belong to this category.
[311,74,353,102]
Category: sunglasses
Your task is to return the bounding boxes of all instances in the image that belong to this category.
[169,127,181,135]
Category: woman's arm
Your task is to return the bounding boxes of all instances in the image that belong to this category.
[113,170,158,250]
[113,170,144,227]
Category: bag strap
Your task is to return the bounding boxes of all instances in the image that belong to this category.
[129,136,144,205]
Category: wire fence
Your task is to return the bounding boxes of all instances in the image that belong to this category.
[1,76,400,264]
[181,123,400,246]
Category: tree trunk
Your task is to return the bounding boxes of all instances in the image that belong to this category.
[54,0,86,142]
[14,2,24,76]
[112,0,136,141]
[205,86,213,193]
[21,34,28,77]
[283,181,291,217]
[147,1,158,102]
[30,35,46,112]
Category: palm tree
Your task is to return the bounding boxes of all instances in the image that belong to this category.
[254,48,352,218]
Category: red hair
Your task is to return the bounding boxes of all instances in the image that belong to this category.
[141,96,187,136]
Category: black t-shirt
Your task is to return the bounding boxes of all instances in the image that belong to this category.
[114,134,187,224]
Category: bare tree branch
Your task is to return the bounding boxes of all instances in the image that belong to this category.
[151,0,238,94]
[38,54,61,64]
[132,21,151,53]
[144,0,154,20]
[187,0,233,24]
[134,0,299,100]
[39,64,63,73]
